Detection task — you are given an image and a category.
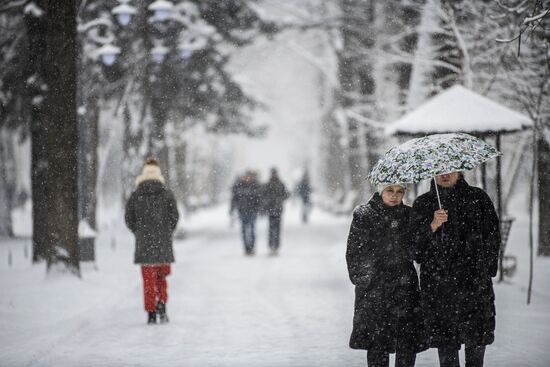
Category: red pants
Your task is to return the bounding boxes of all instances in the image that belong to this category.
[141,264,171,312]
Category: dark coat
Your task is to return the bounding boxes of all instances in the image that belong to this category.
[410,178,500,348]
[346,193,426,353]
[262,179,290,216]
[230,178,263,218]
[125,180,179,264]
[295,178,311,203]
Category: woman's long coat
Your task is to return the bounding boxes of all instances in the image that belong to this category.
[125,180,179,264]
[410,178,500,348]
[346,193,426,353]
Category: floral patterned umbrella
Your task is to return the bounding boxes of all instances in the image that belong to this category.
[368,132,501,188]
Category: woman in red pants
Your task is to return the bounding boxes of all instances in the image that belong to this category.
[125,157,179,324]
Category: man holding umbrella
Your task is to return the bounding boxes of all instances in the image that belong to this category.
[368,133,502,367]
[410,171,500,367]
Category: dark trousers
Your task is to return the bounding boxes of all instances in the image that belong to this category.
[437,345,486,367]
[240,214,257,252]
[268,214,282,249]
[301,199,311,223]
[367,350,416,367]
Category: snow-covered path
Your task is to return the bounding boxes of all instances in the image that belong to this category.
[1,203,550,366]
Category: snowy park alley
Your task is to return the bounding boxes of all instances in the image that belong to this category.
[1,1,549,366]
[1,201,550,367]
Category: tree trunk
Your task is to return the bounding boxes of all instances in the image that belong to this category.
[78,97,99,229]
[45,1,80,275]
[150,96,170,182]
[321,109,349,199]
[174,140,188,207]
[30,104,49,262]
[339,0,376,204]
[537,135,550,256]
[122,102,147,200]
[23,1,49,262]
[0,128,15,237]
[396,3,421,105]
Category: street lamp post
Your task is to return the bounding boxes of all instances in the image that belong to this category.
[111,0,137,26]
[148,0,174,22]
[92,0,209,67]
[96,44,121,66]
[151,43,169,64]
[88,0,212,189]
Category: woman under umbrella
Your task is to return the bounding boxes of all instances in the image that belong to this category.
[346,184,426,367]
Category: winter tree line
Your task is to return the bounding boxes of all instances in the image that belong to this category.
[0,0,276,275]
[0,0,548,276]
[315,0,549,253]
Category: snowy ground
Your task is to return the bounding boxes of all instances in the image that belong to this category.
[1,200,549,367]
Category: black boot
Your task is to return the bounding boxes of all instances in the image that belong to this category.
[147,311,157,324]
[157,302,169,323]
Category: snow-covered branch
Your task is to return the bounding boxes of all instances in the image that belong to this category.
[523,8,550,24]
[0,0,26,12]
[446,7,473,88]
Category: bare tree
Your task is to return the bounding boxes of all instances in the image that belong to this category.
[496,0,550,256]
[334,0,424,206]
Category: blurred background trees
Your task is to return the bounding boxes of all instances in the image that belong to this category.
[0,0,548,272]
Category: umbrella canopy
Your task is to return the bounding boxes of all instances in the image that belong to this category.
[368,133,501,186]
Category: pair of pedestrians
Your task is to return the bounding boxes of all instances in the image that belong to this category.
[230,168,290,256]
[346,172,500,367]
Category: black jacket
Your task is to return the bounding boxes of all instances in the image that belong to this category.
[295,179,311,203]
[230,178,263,218]
[410,178,500,348]
[346,193,426,353]
[262,179,290,216]
[125,180,179,264]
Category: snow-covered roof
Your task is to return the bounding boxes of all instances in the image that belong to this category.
[78,220,97,238]
[386,85,533,136]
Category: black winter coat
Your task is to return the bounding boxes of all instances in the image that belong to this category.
[346,193,426,353]
[295,179,311,203]
[410,178,500,348]
[262,179,290,216]
[125,180,179,264]
[230,179,263,218]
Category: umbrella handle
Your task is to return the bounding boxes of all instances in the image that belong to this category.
[433,177,444,241]
[433,177,442,209]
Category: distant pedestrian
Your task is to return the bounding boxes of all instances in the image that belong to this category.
[262,168,290,255]
[125,157,179,325]
[295,170,312,223]
[230,170,263,256]
[346,184,426,367]
[410,172,500,367]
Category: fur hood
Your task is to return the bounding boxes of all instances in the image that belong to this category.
[135,164,165,186]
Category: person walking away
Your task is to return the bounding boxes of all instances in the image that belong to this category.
[125,157,179,324]
[262,168,290,256]
[295,171,312,223]
[230,170,262,256]
[346,184,426,367]
[410,172,500,367]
